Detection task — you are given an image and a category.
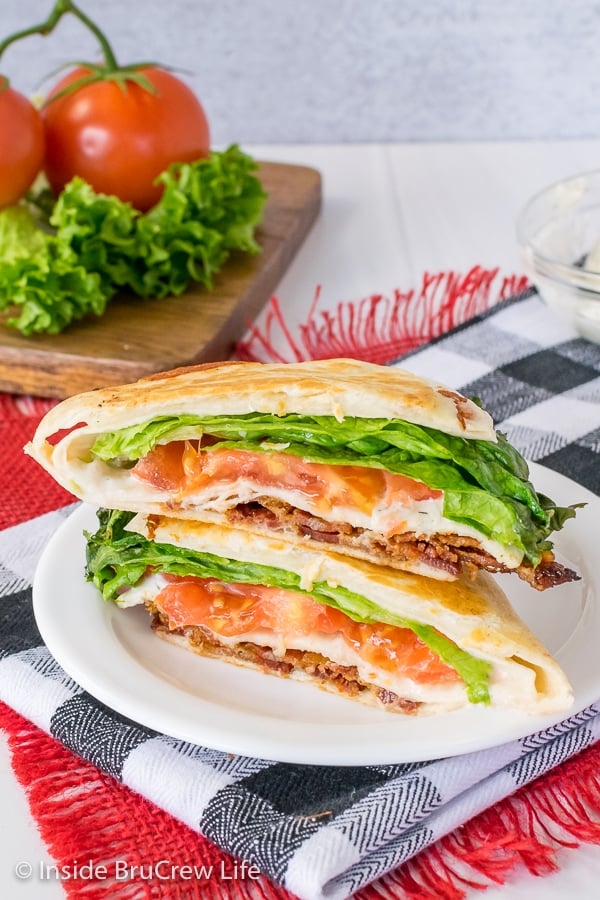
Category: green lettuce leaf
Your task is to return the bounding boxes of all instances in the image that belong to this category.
[90,412,578,564]
[0,146,267,335]
[0,204,112,334]
[85,509,492,704]
[0,205,47,261]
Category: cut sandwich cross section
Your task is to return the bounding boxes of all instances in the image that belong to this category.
[84,508,574,717]
[144,573,462,713]
[127,436,577,588]
[26,359,581,590]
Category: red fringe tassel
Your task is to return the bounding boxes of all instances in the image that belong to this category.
[237,268,529,365]
[356,742,600,900]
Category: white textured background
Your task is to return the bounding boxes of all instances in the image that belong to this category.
[3,0,600,144]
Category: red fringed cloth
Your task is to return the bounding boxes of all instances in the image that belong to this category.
[1,267,599,900]
[2,700,600,900]
[236,267,529,364]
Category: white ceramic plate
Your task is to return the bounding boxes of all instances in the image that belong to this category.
[32,464,599,765]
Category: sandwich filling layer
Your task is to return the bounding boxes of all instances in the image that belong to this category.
[135,572,463,713]
[89,413,560,577]
[84,509,574,715]
[126,437,576,588]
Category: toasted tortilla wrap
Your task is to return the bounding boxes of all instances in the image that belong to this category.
[27,358,579,589]
[85,509,574,717]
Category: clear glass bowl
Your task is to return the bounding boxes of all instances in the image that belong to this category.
[516,170,600,344]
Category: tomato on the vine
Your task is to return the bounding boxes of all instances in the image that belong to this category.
[0,77,45,209]
[41,66,210,211]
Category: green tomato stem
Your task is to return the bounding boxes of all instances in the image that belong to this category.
[0,0,119,71]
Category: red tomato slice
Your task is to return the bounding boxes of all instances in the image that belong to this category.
[156,575,459,684]
[133,442,187,491]
[132,442,442,516]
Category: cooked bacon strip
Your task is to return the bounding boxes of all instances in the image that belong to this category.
[149,609,421,714]
[226,499,580,591]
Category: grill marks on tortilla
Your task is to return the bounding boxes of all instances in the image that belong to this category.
[438,389,473,430]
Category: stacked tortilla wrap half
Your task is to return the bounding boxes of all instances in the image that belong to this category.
[27,358,579,716]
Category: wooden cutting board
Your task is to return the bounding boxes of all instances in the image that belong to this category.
[0,161,321,399]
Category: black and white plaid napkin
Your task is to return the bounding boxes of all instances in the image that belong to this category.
[1,289,599,900]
